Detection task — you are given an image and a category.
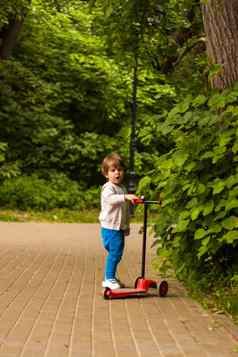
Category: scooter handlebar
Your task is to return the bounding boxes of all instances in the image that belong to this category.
[131,197,159,205]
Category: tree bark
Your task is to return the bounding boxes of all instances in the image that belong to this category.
[0,17,25,60]
[201,0,238,89]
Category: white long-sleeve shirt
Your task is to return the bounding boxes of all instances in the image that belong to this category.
[99,181,129,230]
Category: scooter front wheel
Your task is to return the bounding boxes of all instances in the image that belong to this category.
[103,287,111,300]
[158,280,168,297]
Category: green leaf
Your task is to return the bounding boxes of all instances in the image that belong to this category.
[228,186,238,199]
[159,159,173,170]
[226,199,238,211]
[184,162,196,172]
[194,228,208,240]
[175,220,189,233]
[197,183,206,194]
[226,174,238,188]
[208,224,222,234]
[222,231,238,244]
[215,198,226,212]
[203,200,214,216]
[222,216,238,230]
[192,94,207,107]
[173,151,188,167]
[218,131,234,147]
[225,104,238,115]
[212,146,226,163]
[174,102,190,114]
[137,176,151,192]
[179,210,190,219]
[201,151,213,160]
[198,236,210,258]
[213,179,225,194]
[160,123,173,135]
[232,141,238,154]
[186,197,198,209]
[191,206,202,220]
[214,211,226,221]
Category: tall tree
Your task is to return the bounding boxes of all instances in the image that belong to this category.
[202,0,238,89]
[0,1,31,59]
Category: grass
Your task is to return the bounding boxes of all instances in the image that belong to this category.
[0,208,100,223]
[0,205,160,224]
[186,283,238,325]
[152,250,238,324]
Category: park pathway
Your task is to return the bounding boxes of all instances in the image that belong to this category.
[0,222,237,357]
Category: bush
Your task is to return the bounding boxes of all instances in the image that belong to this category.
[139,85,238,291]
[0,174,100,211]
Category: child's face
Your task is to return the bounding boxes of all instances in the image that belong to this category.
[106,165,124,185]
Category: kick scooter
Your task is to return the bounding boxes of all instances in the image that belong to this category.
[103,198,168,299]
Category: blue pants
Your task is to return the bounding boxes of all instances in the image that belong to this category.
[101,228,125,280]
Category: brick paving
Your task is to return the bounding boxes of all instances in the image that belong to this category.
[0,222,237,356]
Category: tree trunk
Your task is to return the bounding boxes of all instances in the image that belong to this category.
[201,0,238,89]
[0,18,25,60]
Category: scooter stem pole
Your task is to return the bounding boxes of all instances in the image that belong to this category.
[141,203,148,278]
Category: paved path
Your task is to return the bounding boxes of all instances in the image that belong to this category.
[0,223,237,357]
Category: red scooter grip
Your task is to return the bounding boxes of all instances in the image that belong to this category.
[131,198,144,205]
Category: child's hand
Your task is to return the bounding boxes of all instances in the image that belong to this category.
[124,194,139,201]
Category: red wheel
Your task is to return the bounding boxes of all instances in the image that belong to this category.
[103,287,111,300]
[159,280,168,297]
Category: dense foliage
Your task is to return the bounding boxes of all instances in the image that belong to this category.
[0,0,132,209]
[143,88,238,285]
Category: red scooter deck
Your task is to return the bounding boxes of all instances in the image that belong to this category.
[104,287,147,299]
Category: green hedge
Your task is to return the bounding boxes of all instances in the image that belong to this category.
[139,85,238,291]
[0,174,100,211]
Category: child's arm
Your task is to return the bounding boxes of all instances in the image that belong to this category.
[102,186,138,205]
[124,194,138,202]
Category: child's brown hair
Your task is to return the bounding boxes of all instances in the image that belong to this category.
[101,153,125,177]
